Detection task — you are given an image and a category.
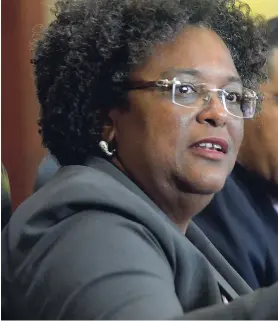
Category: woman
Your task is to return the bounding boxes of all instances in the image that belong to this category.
[2,0,278,319]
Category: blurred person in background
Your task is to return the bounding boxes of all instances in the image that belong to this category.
[194,16,278,290]
[237,16,278,205]
[1,164,12,229]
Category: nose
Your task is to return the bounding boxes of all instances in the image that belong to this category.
[196,93,228,128]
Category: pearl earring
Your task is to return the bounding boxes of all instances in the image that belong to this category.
[98,140,115,157]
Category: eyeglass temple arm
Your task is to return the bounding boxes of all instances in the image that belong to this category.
[125,79,175,90]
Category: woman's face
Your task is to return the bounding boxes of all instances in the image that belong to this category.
[110,27,244,196]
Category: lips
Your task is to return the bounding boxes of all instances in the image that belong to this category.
[189,137,229,154]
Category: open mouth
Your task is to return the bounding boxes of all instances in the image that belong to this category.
[192,142,225,153]
[189,137,229,160]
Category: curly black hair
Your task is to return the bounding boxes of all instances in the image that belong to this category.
[32,0,268,166]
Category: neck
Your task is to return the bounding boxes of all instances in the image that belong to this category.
[113,156,213,233]
[145,183,213,233]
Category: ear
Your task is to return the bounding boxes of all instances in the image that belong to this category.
[101,109,120,143]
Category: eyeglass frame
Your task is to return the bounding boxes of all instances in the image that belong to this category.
[123,78,258,119]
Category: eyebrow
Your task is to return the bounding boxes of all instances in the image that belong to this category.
[167,68,242,85]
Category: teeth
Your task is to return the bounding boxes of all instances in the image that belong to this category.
[214,144,222,151]
[197,143,222,151]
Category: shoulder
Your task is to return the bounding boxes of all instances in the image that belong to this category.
[6,208,180,319]
[34,154,60,191]
[7,161,182,275]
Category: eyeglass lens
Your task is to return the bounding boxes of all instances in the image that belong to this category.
[172,82,256,119]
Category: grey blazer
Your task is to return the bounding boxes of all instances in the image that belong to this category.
[2,157,278,319]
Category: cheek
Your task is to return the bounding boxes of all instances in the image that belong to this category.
[229,118,244,152]
[149,105,194,155]
[173,114,195,164]
[133,94,186,149]
[119,92,195,165]
[150,109,181,141]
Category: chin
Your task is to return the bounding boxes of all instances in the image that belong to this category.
[175,172,227,195]
[194,180,225,195]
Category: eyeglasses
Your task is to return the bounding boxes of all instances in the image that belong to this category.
[126,78,258,119]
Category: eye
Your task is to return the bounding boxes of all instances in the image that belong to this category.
[225,91,241,104]
[173,83,199,106]
[177,84,197,97]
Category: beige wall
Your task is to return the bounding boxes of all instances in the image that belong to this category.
[245,0,278,19]
[43,0,278,22]
[44,0,56,23]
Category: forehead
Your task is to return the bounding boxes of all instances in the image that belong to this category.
[161,67,241,86]
[132,27,239,83]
